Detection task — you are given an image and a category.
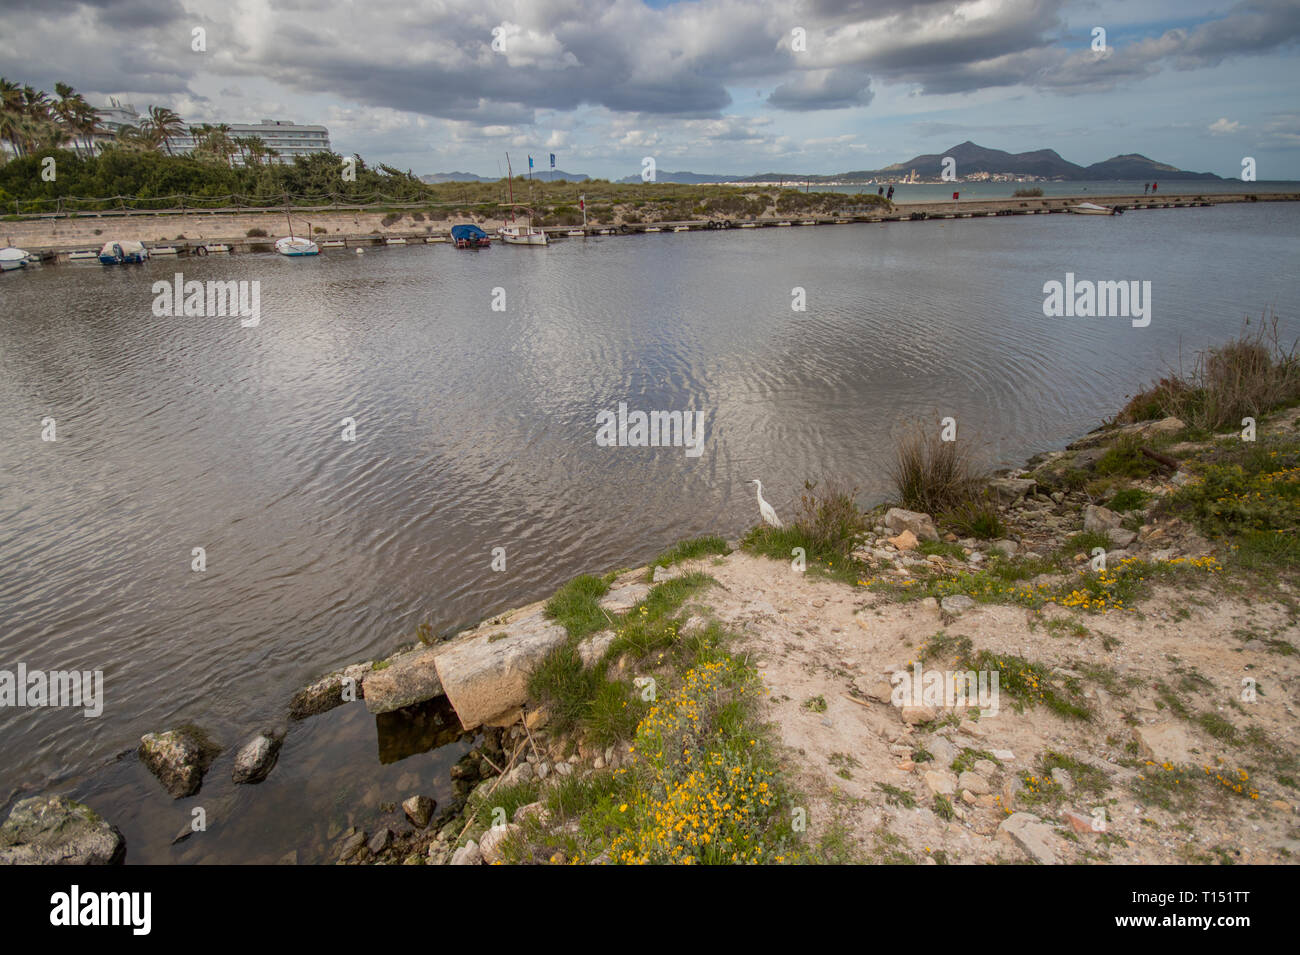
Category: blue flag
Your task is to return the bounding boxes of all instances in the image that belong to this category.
[528,155,533,169]
[550,153,556,168]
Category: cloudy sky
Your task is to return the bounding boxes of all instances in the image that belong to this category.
[3,0,1298,178]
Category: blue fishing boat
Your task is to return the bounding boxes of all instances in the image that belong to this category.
[451,224,492,249]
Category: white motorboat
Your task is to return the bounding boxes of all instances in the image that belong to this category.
[0,247,31,271]
[1069,202,1119,216]
[275,235,319,256]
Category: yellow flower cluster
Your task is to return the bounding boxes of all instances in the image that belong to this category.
[1203,764,1259,799]
[599,661,787,865]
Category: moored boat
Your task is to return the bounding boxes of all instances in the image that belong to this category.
[98,240,149,265]
[451,224,492,249]
[275,235,319,256]
[0,247,31,271]
[1069,202,1121,216]
[498,153,549,246]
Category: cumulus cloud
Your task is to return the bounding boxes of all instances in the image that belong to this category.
[2,0,1297,169]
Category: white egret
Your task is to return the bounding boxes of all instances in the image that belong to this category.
[747,479,784,528]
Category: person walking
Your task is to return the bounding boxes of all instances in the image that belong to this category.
[886,185,894,201]
[1152,181,1158,194]
[1144,182,1150,194]
[878,186,884,196]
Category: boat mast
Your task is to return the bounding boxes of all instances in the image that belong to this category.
[505,153,515,225]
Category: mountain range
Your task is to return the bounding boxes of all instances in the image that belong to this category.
[423,141,1221,184]
[420,169,590,184]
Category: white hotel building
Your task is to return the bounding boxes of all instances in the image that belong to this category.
[94,102,331,163]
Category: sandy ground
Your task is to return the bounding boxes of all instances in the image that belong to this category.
[658,550,1300,864]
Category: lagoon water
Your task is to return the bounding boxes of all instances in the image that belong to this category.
[0,202,1297,861]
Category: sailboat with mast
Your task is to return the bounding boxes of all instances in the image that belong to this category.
[276,206,319,256]
[498,153,548,246]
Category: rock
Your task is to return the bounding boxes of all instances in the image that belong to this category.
[450,839,482,865]
[139,726,221,798]
[901,705,936,725]
[337,830,366,861]
[289,662,371,719]
[1051,768,1075,792]
[363,646,446,715]
[232,730,284,784]
[958,720,987,739]
[887,529,919,551]
[926,736,958,767]
[478,823,522,864]
[997,812,1059,864]
[853,676,893,703]
[652,566,679,583]
[1083,504,1124,537]
[991,749,1015,761]
[883,508,939,542]
[368,828,392,854]
[679,616,708,637]
[988,477,1036,504]
[1144,416,1185,436]
[513,802,550,826]
[958,771,990,795]
[973,759,998,776]
[1171,469,1195,487]
[403,795,436,828]
[924,771,957,796]
[598,583,650,613]
[1001,778,1022,810]
[1063,810,1100,834]
[990,539,1019,557]
[940,595,976,615]
[433,610,569,730]
[1134,723,1197,765]
[0,795,125,865]
[1110,528,1137,548]
[578,630,616,668]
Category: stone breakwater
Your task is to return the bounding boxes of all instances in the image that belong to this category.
[8,192,1298,259]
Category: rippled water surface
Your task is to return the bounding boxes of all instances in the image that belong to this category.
[1,203,1297,860]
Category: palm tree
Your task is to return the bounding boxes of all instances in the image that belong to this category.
[51,83,100,157]
[0,77,24,157]
[143,105,186,155]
